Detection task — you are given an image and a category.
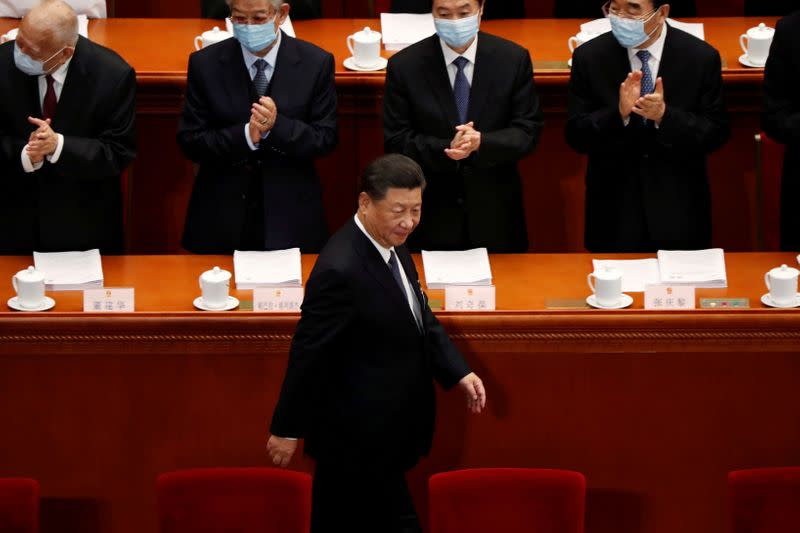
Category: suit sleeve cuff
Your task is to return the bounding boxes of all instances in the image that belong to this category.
[245,123,259,151]
[46,133,64,164]
[20,145,43,173]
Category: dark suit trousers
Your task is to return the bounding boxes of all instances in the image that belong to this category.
[311,462,421,533]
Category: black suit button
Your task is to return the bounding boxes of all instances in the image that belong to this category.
[457,198,464,206]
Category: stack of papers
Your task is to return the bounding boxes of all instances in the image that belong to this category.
[422,248,493,289]
[657,248,727,288]
[579,18,704,41]
[380,13,436,51]
[592,258,660,292]
[233,249,302,290]
[33,249,104,291]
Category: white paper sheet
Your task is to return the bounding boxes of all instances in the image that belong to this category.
[380,13,436,51]
[33,248,104,291]
[657,248,727,288]
[592,258,660,292]
[422,248,493,289]
[233,248,302,290]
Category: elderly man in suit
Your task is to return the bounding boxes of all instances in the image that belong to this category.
[383,0,543,253]
[178,0,337,254]
[566,0,730,252]
[267,154,486,533]
[762,10,800,249]
[0,0,136,254]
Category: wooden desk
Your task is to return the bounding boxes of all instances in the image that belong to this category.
[1,253,800,533]
[0,18,781,253]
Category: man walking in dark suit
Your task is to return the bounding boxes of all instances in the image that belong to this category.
[178,0,337,254]
[0,0,136,254]
[383,0,543,253]
[566,0,729,252]
[267,154,486,533]
[762,10,800,250]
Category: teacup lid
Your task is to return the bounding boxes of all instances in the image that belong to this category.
[593,266,622,280]
[202,26,232,41]
[747,22,774,38]
[769,264,799,279]
[201,266,231,282]
[16,266,44,282]
[353,26,382,43]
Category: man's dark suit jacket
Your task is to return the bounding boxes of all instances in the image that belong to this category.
[566,27,730,252]
[762,11,800,250]
[554,0,696,18]
[270,218,471,470]
[383,33,543,253]
[0,36,136,254]
[390,0,525,18]
[177,35,337,253]
[202,0,321,19]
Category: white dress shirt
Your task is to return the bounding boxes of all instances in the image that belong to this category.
[242,30,282,151]
[439,35,478,88]
[20,57,70,173]
[622,22,667,127]
[353,214,423,330]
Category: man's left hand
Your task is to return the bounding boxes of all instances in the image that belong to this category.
[252,96,278,133]
[632,77,666,125]
[26,116,58,161]
[458,372,486,414]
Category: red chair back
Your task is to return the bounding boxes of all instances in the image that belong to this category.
[0,478,39,533]
[730,467,800,533]
[157,468,312,533]
[429,468,586,533]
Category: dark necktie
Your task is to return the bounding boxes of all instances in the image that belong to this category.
[452,56,470,125]
[253,59,269,97]
[637,50,654,124]
[388,251,422,331]
[42,74,57,121]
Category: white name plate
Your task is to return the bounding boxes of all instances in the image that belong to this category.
[253,287,304,312]
[444,285,496,311]
[83,288,135,312]
[644,285,695,310]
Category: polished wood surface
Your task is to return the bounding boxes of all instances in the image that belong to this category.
[0,17,783,254]
[2,254,800,533]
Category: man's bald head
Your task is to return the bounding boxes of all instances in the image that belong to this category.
[16,0,78,72]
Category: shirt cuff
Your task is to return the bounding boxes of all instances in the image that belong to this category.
[20,145,44,173]
[47,133,64,164]
[275,436,298,440]
[623,116,631,127]
[245,123,259,151]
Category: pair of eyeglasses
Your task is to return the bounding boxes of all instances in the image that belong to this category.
[601,1,657,20]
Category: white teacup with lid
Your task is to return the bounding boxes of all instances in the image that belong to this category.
[0,27,18,44]
[740,23,774,66]
[764,264,799,306]
[13,266,46,309]
[588,266,623,308]
[346,26,382,69]
[194,26,233,50]
[199,266,231,309]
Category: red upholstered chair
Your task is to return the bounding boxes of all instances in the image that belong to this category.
[429,468,586,533]
[0,478,39,533]
[157,468,312,533]
[729,467,800,533]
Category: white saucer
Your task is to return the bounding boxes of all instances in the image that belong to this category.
[7,296,55,312]
[193,296,239,311]
[738,54,765,68]
[761,293,800,309]
[343,56,388,72]
[568,58,573,68]
[586,294,633,309]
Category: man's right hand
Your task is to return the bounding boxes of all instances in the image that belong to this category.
[619,71,643,121]
[267,435,298,468]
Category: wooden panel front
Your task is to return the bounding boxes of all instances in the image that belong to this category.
[1,253,800,533]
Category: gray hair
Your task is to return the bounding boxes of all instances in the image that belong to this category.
[30,0,79,47]
[227,0,285,10]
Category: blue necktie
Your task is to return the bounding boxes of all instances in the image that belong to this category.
[637,50,654,124]
[253,59,269,96]
[452,56,470,124]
